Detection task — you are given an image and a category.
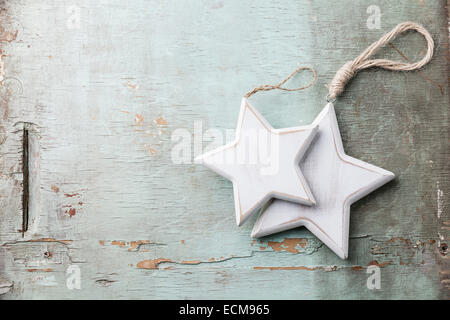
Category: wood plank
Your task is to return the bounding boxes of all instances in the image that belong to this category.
[0,0,448,299]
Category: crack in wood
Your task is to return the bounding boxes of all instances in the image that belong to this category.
[21,127,29,236]
[0,278,13,295]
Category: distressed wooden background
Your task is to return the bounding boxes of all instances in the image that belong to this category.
[0,0,449,299]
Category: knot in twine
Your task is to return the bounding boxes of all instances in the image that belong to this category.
[244,66,317,98]
[328,21,434,101]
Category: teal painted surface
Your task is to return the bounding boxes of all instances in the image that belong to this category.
[0,0,448,299]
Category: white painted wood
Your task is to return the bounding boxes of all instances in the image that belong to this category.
[252,103,395,259]
[196,98,318,226]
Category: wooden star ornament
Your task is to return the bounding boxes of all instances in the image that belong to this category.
[251,103,395,259]
[196,98,318,226]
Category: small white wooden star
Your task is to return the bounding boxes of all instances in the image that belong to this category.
[252,103,395,259]
[196,98,318,226]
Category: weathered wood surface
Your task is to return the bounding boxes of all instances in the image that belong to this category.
[0,0,449,299]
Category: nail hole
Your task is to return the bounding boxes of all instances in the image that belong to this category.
[439,243,448,255]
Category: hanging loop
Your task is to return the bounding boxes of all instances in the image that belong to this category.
[244,66,317,98]
[328,21,434,101]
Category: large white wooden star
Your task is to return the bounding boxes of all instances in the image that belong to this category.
[251,103,395,259]
[196,98,318,226]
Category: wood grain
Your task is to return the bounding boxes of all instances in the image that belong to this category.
[0,0,448,299]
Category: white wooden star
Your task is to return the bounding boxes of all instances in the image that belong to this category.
[251,103,395,259]
[196,98,318,226]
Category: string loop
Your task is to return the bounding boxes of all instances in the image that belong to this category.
[328,21,434,100]
[244,66,317,98]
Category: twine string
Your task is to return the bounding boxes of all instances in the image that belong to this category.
[328,21,434,101]
[244,66,317,98]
